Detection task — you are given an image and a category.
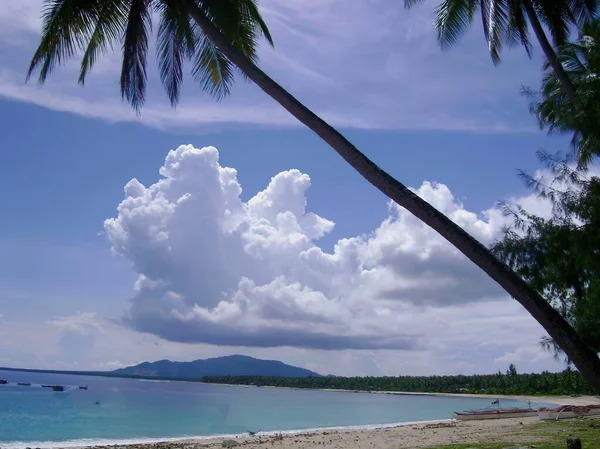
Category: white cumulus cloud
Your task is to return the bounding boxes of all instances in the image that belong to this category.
[104,144,545,355]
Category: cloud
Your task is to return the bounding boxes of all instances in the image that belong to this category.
[104,144,550,354]
[0,0,541,131]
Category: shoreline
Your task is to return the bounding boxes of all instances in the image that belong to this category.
[0,419,453,449]
[207,382,600,406]
[8,416,591,449]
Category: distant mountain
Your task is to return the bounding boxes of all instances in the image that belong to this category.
[112,355,321,379]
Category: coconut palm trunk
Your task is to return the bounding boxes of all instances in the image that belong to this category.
[522,0,577,99]
[185,0,600,392]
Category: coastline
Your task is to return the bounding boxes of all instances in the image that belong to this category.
[207,382,600,406]
[3,393,598,449]
[22,416,578,449]
[1,419,452,449]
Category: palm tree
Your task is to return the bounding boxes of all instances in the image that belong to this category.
[28,0,600,391]
[405,0,599,99]
[529,20,600,168]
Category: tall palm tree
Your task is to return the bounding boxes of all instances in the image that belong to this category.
[405,0,599,99]
[28,0,600,391]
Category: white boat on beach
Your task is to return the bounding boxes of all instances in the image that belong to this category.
[454,400,538,421]
[537,404,600,421]
[454,408,538,420]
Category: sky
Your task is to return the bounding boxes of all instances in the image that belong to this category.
[0,0,582,376]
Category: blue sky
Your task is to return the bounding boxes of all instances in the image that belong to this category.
[0,0,578,376]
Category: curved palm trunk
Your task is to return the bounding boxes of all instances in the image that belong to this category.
[185,1,600,392]
[522,0,577,100]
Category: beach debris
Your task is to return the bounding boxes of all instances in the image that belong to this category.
[247,429,261,436]
[222,440,239,448]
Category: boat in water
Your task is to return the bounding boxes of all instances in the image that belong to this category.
[538,404,600,421]
[17,382,31,386]
[454,400,538,420]
[42,384,66,392]
[0,379,7,385]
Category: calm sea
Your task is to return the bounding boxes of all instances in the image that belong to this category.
[0,369,550,448]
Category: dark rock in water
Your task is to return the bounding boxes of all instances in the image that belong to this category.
[51,385,65,392]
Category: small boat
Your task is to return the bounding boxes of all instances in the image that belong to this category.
[454,408,538,420]
[41,384,53,388]
[52,385,65,392]
[0,379,7,385]
[17,382,31,386]
[78,385,88,390]
[538,404,600,421]
[454,400,537,421]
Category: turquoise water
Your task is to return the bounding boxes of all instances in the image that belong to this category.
[0,370,549,448]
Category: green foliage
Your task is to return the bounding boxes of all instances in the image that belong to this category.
[527,20,600,168]
[27,0,274,110]
[492,152,600,359]
[201,366,594,395]
[404,0,598,64]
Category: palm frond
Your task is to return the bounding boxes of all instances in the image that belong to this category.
[506,0,532,57]
[186,0,273,96]
[237,0,274,47]
[191,34,235,100]
[156,0,196,106]
[79,0,130,85]
[404,0,426,8]
[27,0,100,83]
[480,0,509,65]
[534,0,573,46]
[120,0,152,111]
[568,0,599,26]
[434,0,477,49]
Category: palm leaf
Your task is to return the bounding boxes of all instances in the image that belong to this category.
[567,0,599,26]
[506,0,532,57]
[534,0,573,46]
[156,0,196,106]
[27,0,100,82]
[434,0,477,50]
[187,0,273,98]
[79,0,130,85]
[120,0,152,111]
[480,0,509,64]
[191,33,235,100]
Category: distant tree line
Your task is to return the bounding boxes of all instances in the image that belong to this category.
[201,365,594,396]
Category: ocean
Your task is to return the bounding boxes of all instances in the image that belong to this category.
[0,369,550,448]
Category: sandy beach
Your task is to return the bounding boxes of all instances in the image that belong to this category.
[60,416,581,449]
[60,395,600,449]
